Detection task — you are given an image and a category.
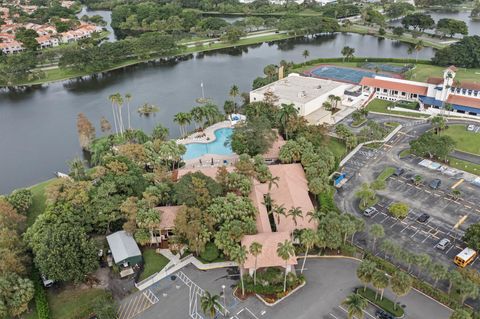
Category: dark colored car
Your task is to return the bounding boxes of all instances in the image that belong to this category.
[375,310,394,319]
[393,167,405,176]
[429,179,441,189]
[417,213,430,223]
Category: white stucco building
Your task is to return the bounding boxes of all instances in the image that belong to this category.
[250,73,366,124]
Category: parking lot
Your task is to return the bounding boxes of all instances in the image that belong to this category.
[123,258,451,319]
[336,116,480,274]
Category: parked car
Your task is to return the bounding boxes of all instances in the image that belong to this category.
[375,310,394,319]
[468,124,475,131]
[417,213,430,223]
[429,179,441,189]
[364,206,378,217]
[393,167,405,176]
[436,238,451,250]
[41,274,54,288]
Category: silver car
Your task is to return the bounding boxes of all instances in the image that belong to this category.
[364,207,378,217]
[436,238,451,250]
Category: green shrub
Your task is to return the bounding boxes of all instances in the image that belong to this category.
[32,269,51,319]
[356,287,404,317]
[200,242,220,263]
[242,268,304,295]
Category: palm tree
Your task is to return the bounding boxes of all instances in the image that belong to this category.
[307,209,326,223]
[114,93,125,135]
[356,260,376,292]
[450,308,473,319]
[341,293,368,319]
[174,112,192,137]
[200,291,221,318]
[369,224,384,252]
[414,40,424,62]
[328,94,342,112]
[429,263,447,287]
[249,242,263,286]
[288,207,303,227]
[372,270,389,300]
[108,94,119,134]
[448,270,462,295]
[277,240,295,293]
[191,106,205,130]
[273,204,287,225]
[341,46,355,62]
[322,101,333,112]
[231,245,247,296]
[302,49,310,60]
[277,103,298,140]
[267,175,280,191]
[125,93,132,130]
[229,84,239,112]
[300,229,317,274]
[68,157,86,181]
[355,183,376,209]
[391,271,412,310]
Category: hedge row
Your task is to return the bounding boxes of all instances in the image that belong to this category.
[293,57,433,70]
[32,269,51,319]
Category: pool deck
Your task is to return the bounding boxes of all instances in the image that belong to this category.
[176,121,231,145]
[303,64,404,85]
[177,120,239,168]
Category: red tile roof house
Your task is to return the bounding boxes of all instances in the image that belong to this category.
[175,163,316,275]
[0,40,24,54]
[151,205,182,247]
[360,66,480,116]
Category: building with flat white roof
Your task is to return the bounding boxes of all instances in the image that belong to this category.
[250,74,366,124]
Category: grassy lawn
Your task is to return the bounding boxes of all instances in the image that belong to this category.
[366,99,430,119]
[377,167,396,182]
[405,64,480,83]
[48,287,110,319]
[441,125,480,155]
[399,149,412,158]
[138,248,170,282]
[325,137,347,161]
[356,287,404,317]
[27,179,55,226]
[447,156,480,176]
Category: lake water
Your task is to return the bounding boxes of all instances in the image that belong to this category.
[0,33,435,194]
[76,6,117,42]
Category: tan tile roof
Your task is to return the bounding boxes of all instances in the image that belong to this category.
[360,77,428,95]
[447,95,480,109]
[176,166,234,180]
[249,185,272,233]
[241,232,297,269]
[155,205,183,230]
[252,164,316,234]
[426,77,443,85]
[262,130,286,160]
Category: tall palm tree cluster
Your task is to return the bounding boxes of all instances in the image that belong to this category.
[108,92,133,136]
[174,103,222,137]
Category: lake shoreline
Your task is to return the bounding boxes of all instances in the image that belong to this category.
[1,29,442,88]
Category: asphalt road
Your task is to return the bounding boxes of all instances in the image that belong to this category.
[121,258,452,319]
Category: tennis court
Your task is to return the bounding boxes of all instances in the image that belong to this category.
[361,62,412,74]
[305,65,398,84]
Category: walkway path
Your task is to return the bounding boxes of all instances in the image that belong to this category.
[452,150,480,165]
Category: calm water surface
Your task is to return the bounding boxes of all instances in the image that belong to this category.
[0,33,435,194]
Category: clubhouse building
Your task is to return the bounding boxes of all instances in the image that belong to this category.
[360,66,480,116]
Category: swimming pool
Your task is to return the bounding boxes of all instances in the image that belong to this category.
[307,65,394,84]
[182,127,234,160]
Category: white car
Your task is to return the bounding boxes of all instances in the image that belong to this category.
[41,274,54,288]
[363,207,378,217]
[436,238,451,251]
[467,124,475,131]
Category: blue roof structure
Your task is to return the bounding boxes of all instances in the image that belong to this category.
[419,96,444,108]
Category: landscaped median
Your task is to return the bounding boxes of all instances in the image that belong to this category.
[356,287,405,318]
[366,99,430,119]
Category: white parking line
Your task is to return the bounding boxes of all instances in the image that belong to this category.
[329,314,340,319]
[411,228,421,238]
[422,233,431,243]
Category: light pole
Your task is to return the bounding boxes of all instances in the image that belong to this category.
[221,284,226,317]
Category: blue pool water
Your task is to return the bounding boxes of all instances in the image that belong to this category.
[309,66,393,84]
[183,128,234,160]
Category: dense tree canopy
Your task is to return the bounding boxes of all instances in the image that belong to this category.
[433,36,480,68]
